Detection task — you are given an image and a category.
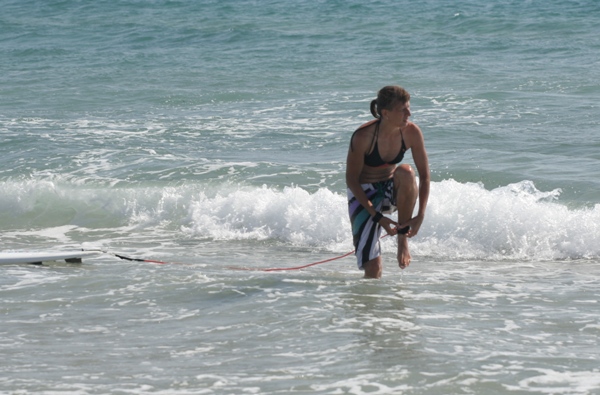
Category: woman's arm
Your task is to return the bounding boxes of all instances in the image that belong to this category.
[403,124,430,237]
[346,131,377,217]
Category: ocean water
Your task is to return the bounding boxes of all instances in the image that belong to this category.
[1,0,600,393]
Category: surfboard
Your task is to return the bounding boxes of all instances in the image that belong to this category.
[0,250,101,265]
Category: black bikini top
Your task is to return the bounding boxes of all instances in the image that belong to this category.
[363,121,406,167]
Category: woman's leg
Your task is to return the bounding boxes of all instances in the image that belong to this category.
[363,256,383,279]
[394,164,418,269]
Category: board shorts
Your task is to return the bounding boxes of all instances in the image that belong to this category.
[347,179,396,270]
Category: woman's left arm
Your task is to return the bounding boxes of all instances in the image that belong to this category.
[406,124,430,236]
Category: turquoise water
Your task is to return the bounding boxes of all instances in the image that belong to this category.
[1,0,600,393]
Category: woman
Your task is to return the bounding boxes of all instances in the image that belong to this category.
[346,86,430,278]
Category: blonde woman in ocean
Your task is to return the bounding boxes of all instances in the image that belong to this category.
[346,86,430,279]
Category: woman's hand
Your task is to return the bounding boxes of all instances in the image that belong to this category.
[379,216,398,236]
[397,214,424,238]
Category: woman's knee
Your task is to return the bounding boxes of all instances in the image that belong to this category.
[394,164,416,185]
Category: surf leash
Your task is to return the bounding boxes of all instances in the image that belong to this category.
[227,249,356,272]
[84,248,355,271]
[111,253,171,265]
[83,249,174,265]
[86,233,391,271]
[227,233,392,272]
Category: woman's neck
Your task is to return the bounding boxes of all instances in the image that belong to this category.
[378,118,401,136]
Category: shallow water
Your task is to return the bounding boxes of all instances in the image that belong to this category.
[2,258,600,394]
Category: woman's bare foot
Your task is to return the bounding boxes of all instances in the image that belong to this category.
[398,235,411,269]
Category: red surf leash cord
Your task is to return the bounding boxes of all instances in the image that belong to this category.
[92,249,355,271]
[88,234,391,272]
[244,233,389,271]
[237,249,356,272]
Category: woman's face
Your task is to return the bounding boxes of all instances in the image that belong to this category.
[387,101,411,128]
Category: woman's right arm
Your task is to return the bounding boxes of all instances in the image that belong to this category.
[346,131,378,218]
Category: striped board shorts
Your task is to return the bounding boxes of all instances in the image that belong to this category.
[347,179,396,270]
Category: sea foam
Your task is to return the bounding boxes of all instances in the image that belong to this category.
[1,178,598,261]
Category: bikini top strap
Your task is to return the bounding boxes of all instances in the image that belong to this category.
[349,118,379,153]
[367,119,380,155]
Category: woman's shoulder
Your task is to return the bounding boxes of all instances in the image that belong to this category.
[355,119,379,132]
[352,119,378,140]
[402,122,425,148]
[349,119,378,152]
